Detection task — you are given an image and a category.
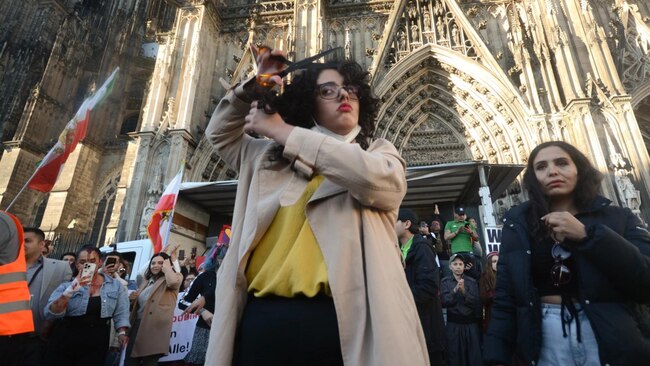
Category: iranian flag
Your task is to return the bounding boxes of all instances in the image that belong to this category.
[27,68,119,192]
[147,166,183,253]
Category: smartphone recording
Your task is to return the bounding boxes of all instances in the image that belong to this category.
[80,263,96,283]
[104,257,117,267]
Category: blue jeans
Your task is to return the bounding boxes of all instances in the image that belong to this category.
[538,303,600,366]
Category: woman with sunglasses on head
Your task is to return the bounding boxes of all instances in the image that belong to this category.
[484,141,650,366]
[203,48,429,366]
[125,251,182,366]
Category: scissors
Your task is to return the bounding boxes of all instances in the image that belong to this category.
[254,46,342,87]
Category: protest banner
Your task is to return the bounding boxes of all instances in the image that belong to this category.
[158,293,200,362]
[484,226,502,253]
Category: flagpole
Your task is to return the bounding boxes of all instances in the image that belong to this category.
[4,167,42,212]
[4,67,119,213]
[161,162,185,250]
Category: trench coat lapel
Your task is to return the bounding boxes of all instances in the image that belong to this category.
[309,179,346,203]
[40,259,54,305]
[243,156,294,261]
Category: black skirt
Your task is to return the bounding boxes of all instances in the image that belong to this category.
[234,294,344,366]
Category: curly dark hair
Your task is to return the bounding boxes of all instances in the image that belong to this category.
[523,141,603,244]
[275,59,379,150]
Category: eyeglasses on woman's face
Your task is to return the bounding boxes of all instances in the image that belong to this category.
[316,83,360,100]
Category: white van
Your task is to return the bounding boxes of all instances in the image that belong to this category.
[99,239,153,282]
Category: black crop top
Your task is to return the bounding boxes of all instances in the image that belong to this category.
[530,237,578,298]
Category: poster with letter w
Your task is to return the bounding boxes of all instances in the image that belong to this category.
[484,226,502,253]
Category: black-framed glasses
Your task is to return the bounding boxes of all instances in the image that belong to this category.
[550,242,572,286]
[316,83,360,100]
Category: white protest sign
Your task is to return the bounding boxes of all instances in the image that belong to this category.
[158,293,200,362]
[484,226,502,253]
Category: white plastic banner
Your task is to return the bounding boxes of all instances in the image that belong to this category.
[158,293,200,362]
[484,226,502,253]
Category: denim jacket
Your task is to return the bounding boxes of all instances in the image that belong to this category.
[44,274,130,330]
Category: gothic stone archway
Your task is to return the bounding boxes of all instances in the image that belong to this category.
[373,45,534,168]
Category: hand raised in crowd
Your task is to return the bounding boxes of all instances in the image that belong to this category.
[162,257,173,273]
[78,269,93,287]
[104,262,118,277]
[541,211,587,243]
[182,296,206,316]
[62,278,82,298]
[164,243,180,262]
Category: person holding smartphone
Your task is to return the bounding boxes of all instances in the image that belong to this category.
[125,249,182,366]
[444,208,480,279]
[43,245,130,366]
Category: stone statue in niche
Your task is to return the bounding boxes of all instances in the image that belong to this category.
[139,196,157,237]
[615,169,642,211]
[286,19,294,47]
[411,23,419,42]
[407,2,417,20]
[148,154,165,196]
[437,16,446,39]
[434,2,444,16]
[423,11,432,32]
[398,30,407,51]
[451,23,460,46]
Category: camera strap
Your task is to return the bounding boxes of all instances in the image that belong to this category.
[28,263,43,288]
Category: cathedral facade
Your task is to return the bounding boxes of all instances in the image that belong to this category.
[1,0,650,249]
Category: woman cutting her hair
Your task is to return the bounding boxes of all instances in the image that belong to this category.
[484,141,650,365]
[204,47,429,365]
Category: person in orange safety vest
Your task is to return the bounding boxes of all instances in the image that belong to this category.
[0,210,34,336]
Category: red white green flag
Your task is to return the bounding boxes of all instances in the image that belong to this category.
[147,166,184,253]
[27,68,119,192]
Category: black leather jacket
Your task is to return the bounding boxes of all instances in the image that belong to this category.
[484,196,650,366]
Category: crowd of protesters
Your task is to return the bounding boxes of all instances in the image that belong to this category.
[2,47,650,366]
[0,220,229,366]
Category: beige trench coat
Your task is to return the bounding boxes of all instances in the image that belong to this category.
[204,83,430,365]
[129,271,182,357]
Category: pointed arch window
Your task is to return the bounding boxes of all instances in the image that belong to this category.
[32,194,49,228]
[89,175,120,246]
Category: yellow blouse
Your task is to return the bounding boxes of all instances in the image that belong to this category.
[246,175,331,297]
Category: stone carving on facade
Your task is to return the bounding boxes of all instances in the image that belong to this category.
[607,3,650,92]
[398,29,408,52]
[4,0,650,243]
[616,169,642,211]
[382,0,482,69]
[139,196,157,238]
[610,151,642,210]
[344,27,352,59]
[158,97,176,131]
